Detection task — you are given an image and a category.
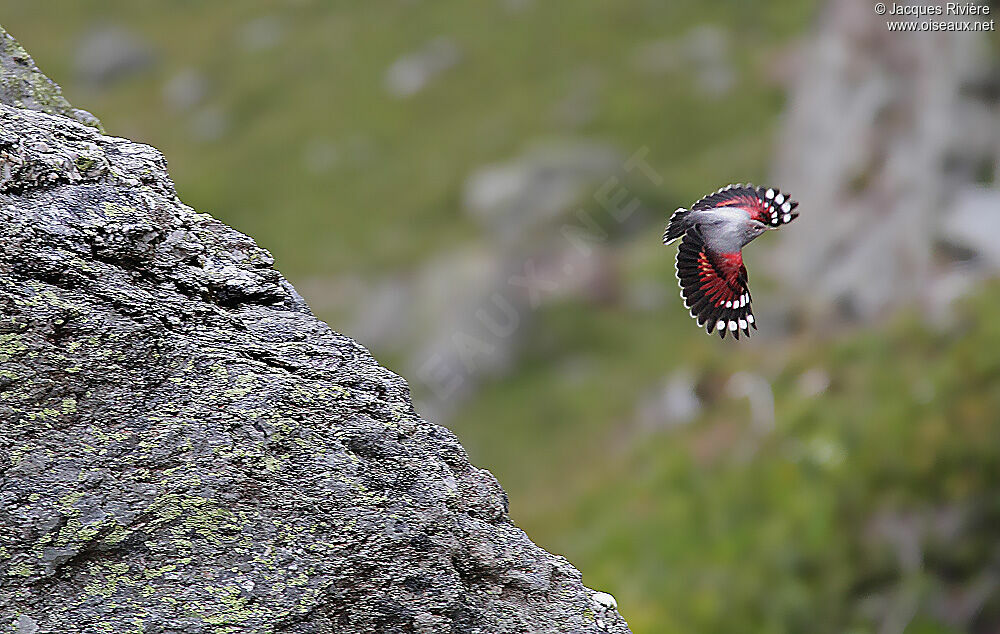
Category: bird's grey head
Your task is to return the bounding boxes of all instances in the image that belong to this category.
[725,207,774,248]
[708,207,774,249]
[743,218,773,242]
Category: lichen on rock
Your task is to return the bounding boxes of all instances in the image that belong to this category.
[0,25,629,634]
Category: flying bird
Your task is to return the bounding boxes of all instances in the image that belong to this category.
[662,184,799,340]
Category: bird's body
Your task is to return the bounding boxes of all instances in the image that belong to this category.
[663,184,799,339]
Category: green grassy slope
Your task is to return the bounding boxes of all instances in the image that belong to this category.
[3,0,813,277]
[453,289,1000,632]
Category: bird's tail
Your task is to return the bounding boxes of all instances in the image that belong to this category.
[662,207,691,245]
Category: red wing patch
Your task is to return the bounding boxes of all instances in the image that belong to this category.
[676,227,755,339]
[691,184,799,228]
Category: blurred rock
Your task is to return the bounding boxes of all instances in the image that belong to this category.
[796,367,831,398]
[74,24,156,88]
[343,247,517,415]
[189,104,230,142]
[162,68,209,111]
[928,574,999,631]
[770,0,1000,326]
[940,186,1000,269]
[920,266,980,328]
[342,140,635,416]
[631,25,734,97]
[726,372,774,433]
[237,15,284,52]
[379,244,618,418]
[681,25,735,97]
[862,504,995,632]
[525,246,620,305]
[867,507,962,572]
[347,277,412,349]
[353,229,619,418]
[463,141,623,241]
[384,37,461,98]
[635,370,702,431]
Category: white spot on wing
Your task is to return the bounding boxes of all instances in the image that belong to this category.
[717,320,726,330]
[765,189,774,199]
[747,314,754,324]
[728,320,737,331]
[775,194,784,204]
[739,319,747,329]
[781,202,791,212]
[783,213,791,223]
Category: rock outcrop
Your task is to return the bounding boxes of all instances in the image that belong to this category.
[0,25,629,634]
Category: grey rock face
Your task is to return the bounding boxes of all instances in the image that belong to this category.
[0,27,629,634]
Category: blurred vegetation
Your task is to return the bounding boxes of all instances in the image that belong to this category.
[459,288,1000,632]
[6,2,1000,633]
[3,1,812,275]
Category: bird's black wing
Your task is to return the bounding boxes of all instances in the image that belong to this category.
[675,226,756,339]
